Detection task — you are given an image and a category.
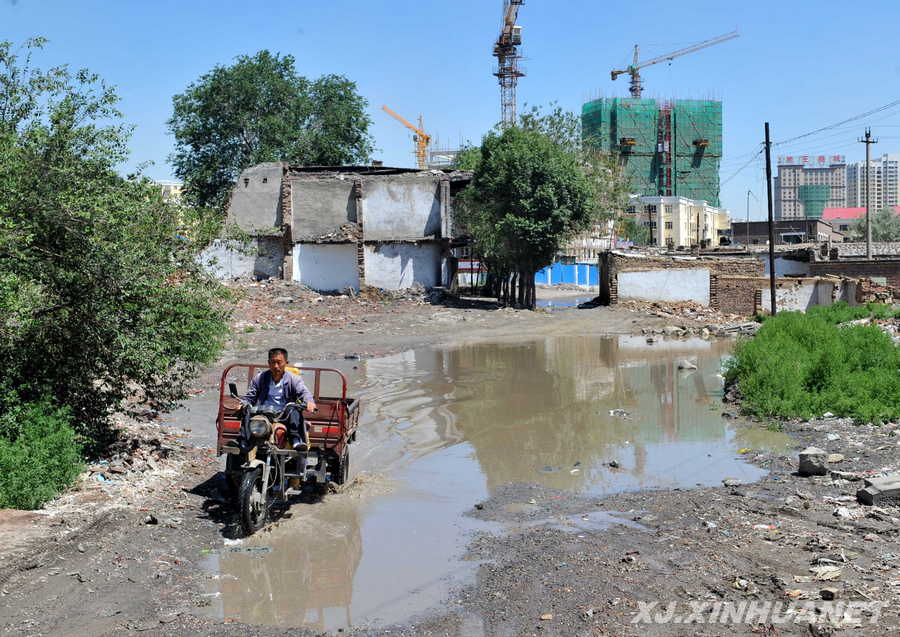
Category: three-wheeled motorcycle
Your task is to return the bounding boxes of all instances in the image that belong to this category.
[216,364,360,535]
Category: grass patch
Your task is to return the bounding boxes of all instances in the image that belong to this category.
[0,398,83,509]
[725,303,900,423]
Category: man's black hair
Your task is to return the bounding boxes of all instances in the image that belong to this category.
[268,348,288,361]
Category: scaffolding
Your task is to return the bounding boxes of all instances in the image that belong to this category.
[797,184,831,219]
[673,100,722,206]
[582,96,722,204]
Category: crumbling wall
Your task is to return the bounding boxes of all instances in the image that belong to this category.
[364,243,442,290]
[715,276,853,316]
[760,278,833,313]
[811,259,900,288]
[609,253,763,277]
[293,243,359,292]
[200,237,283,280]
[225,163,284,232]
[607,252,764,305]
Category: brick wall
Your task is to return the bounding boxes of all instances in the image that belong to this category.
[607,253,764,306]
[609,253,764,278]
[715,276,769,316]
[280,163,292,279]
[810,259,900,287]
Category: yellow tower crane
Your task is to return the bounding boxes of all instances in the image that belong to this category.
[493,0,525,129]
[611,30,739,98]
[381,105,432,170]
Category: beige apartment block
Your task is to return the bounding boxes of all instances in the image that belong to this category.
[623,196,731,248]
[774,157,846,220]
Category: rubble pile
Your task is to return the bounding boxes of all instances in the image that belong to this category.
[840,315,900,346]
[227,279,459,333]
[858,277,900,305]
[297,222,361,243]
[620,300,760,338]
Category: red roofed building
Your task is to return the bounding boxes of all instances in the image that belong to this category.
[822,206,900,236]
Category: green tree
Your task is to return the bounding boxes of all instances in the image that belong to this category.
[850,206,900,241]
[618,217,651,246]
[458,126,595,309]
[520,103,632,224]
[168,50,375,211]
[0,38,231,492]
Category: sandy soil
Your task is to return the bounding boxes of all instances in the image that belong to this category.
[1,285,898,636]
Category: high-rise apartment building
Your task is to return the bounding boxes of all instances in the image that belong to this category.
[846,153,900,210]
[582,98,722,206]
[774,155,846,220]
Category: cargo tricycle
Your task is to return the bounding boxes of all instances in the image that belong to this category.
[215,364,360,535]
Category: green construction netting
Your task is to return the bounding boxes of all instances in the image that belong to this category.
[797,184,831,219]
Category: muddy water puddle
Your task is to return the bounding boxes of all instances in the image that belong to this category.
[192,335,790,631]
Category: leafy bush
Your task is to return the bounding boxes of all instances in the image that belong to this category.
[0,398,82,510]
[725,308,900,423]
[1,39,231,445]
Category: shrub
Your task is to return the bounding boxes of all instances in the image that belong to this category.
[725,307,900,423]
[0,398,82,510]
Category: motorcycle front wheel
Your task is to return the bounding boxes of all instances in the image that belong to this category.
[238,466,268,535]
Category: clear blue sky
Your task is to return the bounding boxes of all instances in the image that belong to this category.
[5,0,900,218]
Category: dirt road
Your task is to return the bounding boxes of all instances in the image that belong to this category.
[1,284,897,636]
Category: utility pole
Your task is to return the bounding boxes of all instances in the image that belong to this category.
[765,123,777,316]
[858,128,878,260]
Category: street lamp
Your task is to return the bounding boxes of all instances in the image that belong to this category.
[746,189,758,248]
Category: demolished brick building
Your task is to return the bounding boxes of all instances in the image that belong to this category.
[204,163,472,292]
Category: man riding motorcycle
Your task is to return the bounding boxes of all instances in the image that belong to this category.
[230,348,317,452]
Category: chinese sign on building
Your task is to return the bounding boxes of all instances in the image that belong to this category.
[777,155,845,167]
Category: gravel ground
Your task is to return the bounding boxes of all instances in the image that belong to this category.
[1,285,898,636]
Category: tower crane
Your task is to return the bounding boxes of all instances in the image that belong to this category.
[493,0,525,129]
[611,30,739,98]
[381,105,432,170]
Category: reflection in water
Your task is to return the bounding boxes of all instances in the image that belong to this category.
[360,335,774,492]
[205,502,362,629]
[200,335,787,631]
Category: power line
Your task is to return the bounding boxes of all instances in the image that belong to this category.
[775,99,900,146]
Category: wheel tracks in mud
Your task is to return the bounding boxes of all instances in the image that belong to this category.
[0,507,121,589]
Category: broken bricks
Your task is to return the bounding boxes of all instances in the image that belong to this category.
[856,476,900,506]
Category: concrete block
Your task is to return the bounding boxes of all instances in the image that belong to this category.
[798,447,828,476]
[856,476,900,506]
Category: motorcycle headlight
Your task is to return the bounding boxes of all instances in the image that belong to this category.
[249,416,271,438]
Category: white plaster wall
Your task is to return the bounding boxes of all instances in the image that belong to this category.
[816,281,835,306]
[760,282,819,313]
[293,243,359,292]
[200,238,282,280]
[364,243,442,290]
[362,178,442,240]
[617,269,711,306]
[838,281,860,306]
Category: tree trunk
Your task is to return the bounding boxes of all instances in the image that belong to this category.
[509,272,517,308]
[517,270,526,308]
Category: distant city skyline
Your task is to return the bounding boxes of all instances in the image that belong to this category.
[4,0,899,216]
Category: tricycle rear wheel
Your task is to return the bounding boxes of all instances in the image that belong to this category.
[238,466,268,536]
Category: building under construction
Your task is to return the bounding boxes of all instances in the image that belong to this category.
[582,97,723,207]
